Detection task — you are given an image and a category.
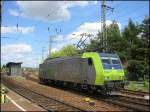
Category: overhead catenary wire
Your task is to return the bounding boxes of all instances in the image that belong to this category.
[45,3,66,57]
[39,1,100,45]
[107,3,147,22]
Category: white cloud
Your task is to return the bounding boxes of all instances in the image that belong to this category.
[65,1,89,7]
[1,43,32,55]
[14,1,94,22]
[46,20,121,51]
[1,43,39,67]
[37,20,121,53]
[67,20,121,39]
[93,1,98,4]
[51,48,59,52]
[9,10,20,16]
[1,26,34,34]
[59,20,122,48]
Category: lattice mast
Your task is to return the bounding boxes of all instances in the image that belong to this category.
[101,0,106,52]
[101,0,114,52]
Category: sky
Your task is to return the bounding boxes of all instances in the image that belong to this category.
[1,1,149,68]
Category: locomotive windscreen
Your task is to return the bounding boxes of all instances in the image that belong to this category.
[99,53,123,70]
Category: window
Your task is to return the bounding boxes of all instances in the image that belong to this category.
[101,59,111,64]
[112,59,120,64]
[111,59,122,69]
[88,58,93,66]
[101,59,111,69]
[100,54,123,70]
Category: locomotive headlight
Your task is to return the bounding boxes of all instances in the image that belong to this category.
[120,76,124,79]
[105,76,109,80]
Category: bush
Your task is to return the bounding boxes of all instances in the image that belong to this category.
[127,60,148,81]
[117,52,127,63]
[127,81,137,91]
[143,81,149,91]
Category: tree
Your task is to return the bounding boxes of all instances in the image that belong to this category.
[84,38,102,52]
[139,16,150,46]
[127,60,149,81]
[138,16,150,63]
[106,20,127,52]
[123,17,149,80]
[51,45,80,58]
[84,17,149,81]
[122,18,140,47]
[84,20,125,53]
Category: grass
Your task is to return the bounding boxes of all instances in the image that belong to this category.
[125,81,149,92]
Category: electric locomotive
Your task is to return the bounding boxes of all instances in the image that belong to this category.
[39,52,125,94]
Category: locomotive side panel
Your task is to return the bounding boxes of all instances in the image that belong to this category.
[39,62,55,79]
[55,58,85,83]
[39,58,85,83]
[39,57,96,85]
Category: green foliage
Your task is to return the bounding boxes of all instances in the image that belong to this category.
[1,64,7,73]
[127,60,148,81]
[144,81,149,90]
[130,47,149,61]
[84,39,101,52]
[139,16,150,46]
[127,81,137,91]
[124,69,128,79]
[126,81,149,92]
[116,52,127,63]
[84,20,126,53]
[106,20,125,52]
[122,18,140,47]
[51,45,80,58]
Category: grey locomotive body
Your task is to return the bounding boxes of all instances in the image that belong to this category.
[39,57,96,85]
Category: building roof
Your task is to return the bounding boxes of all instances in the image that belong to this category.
[6,62,22,67]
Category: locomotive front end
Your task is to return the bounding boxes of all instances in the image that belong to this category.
[99,53,125,91]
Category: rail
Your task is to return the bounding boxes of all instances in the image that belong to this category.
[2,80,83,111]
[102,95,150,111]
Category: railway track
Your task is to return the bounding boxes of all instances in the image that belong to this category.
[2,75,149,111]
[103,95,150,111]
[23,74,149,98]
[25,76,149,111]
[2,80,83,111]
[46,84,150,111]
[120,89,149,97]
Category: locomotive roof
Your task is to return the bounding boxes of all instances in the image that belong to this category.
[44,56,82,63]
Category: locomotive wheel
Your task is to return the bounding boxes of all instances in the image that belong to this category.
[96,86,108,96]
[39,77,44,84]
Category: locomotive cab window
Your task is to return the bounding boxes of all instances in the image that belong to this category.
[112,59,120,65]
[88,58,93,66]
[101,58,110,64]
